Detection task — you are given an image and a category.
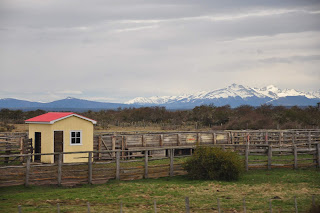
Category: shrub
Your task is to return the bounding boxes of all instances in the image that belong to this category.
[183,146,244,181]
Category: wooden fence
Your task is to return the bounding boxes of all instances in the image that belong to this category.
[0,133,27,153]
[1,130,319,159]
[0,143,319,187]
[0,133,32,166]
[94,130,320,155]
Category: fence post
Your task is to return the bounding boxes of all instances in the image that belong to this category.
[292,132,295,144]
[317,143,320,169]
[268,145,272,170]
[265,132,268,144]
[58,153,62,186]
[57,203,60,213]
[217,198,221,213]
[25,154,31,186]
[159,134,163,146]
[269,199,272,213]
[245,146,249,172]
[293,145,298,169]
[88,152,92,184]
[279,132,283,147]
[142,135,146,147]
[144,150,148,179]
[120,200,123,213]
[98,135,102,160]
[116,151,120,180]
[124,136,127,150]
[185,197,190,213]
[243,197,247,213]
[170,149,174,177]
[18,205,21,213]
[197,133,201,145]
[87,202,90,213]
[154,200,157,213]
[20,137,24,163]
[308,131,311,149]
[112,136,116,158]
[213,133,216,145]
[294,196,298,213]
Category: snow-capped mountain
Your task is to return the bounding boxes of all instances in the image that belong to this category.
[126,84,320,108]
[253,85,319,99]
[1,84,319,111]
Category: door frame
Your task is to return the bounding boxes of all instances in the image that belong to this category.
[53,130,64,163]
[34,132,41,161]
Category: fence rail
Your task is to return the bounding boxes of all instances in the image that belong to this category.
[0,143,319,187]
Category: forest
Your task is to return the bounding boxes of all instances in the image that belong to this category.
[0,104,319,131]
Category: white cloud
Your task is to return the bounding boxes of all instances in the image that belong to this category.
[116,9,312,25]
[114,25,158,33]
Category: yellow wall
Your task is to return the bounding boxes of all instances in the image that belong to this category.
[29,124,52,163]
[28,116,94,163]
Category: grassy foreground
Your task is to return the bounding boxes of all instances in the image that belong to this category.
[0,169,319,213]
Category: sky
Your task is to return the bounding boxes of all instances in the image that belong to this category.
[1,0,320,103]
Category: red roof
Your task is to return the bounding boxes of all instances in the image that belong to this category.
[25,112,97,124]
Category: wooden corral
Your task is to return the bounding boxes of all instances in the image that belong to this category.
[0,133,31,164]
[94,130,320,160]
[0,143,319,187]
[1,129,319,165]
[0,132,28,153]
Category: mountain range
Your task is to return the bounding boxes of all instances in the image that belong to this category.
[126,84,320,108]
[1,84,319,111]
[0,97,129,111]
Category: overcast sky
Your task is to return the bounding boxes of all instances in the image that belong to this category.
[1,0,320,103]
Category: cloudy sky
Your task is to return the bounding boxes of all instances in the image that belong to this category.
[1,0,320,103]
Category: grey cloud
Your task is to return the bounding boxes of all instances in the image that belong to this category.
[1,0,320,102]
[260,55,320,64]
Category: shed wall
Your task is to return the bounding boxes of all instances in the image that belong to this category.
[52,116,93,163]
[28,124,52,163]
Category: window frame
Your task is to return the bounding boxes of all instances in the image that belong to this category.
[70,130,82,146]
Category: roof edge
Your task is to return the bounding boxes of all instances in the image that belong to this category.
[25,121,51,124]
[51,114,97,124]
[25,113,97,125]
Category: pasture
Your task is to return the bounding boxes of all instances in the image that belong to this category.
[0,169,319,213]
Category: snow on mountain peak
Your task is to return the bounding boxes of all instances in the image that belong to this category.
[126,84,320,105]
[265,85,279,92]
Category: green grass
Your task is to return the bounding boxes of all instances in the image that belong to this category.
[0,169,319,212]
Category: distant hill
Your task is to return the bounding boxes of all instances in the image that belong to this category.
[0,98,42,108]
[0,97,131,111]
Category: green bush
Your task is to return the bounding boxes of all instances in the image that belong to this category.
[183,146,244,181]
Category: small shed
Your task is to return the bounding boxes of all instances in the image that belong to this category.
[25,112,97,163]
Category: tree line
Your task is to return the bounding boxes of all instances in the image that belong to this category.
[0,104,319,131]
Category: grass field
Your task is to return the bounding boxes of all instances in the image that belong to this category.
[0,169,319,213]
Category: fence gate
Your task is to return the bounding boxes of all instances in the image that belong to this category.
[23,138,33,155]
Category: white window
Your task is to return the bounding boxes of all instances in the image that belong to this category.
[70,131,82,145]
